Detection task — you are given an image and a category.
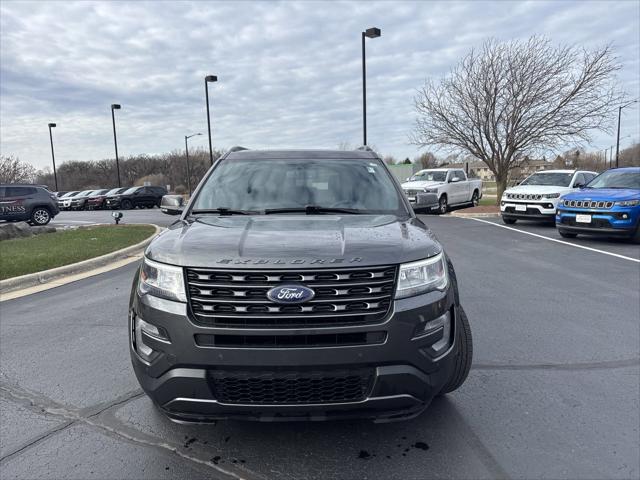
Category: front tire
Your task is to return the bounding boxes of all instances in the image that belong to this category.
[121,199,133,210]
[502,217,517,225]
[439,307,473,395]
[437,195,448,215]
[30,207,51,226]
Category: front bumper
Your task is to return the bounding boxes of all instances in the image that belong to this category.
[105,198,122,208]
[129,280,460,422]
[556,206,639,236]
[500,200,557,220]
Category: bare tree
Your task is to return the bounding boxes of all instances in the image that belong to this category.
[415,151,439,169]
[411,37,625,202]
[0,155,36,184]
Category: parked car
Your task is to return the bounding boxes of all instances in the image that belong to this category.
[84,188,124,210]
[105,186,167,210]
[64,189,99,210]
[130,147,473,423]
[0,184,59,225]
[500,169,598,224]
[57,191,81,210]
[401,168,483,214]
[556,167,640,242]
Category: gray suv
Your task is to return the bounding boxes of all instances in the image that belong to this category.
[129,148,473,423]
[0,184,60,225]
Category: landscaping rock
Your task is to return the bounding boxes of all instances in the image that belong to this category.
[0,222,56,241]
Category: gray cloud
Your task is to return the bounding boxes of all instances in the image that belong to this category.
[1,0,638,169]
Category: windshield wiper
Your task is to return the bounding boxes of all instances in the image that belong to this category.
[264,205,364,215]
[191,208,255,216]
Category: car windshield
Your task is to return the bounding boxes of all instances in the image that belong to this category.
[61,192,78,198]
[89,189,108,197]
[409,171,447,182]
[586,170,640,189]
[123,187,140,195]
[520,172,573,187]
[191,157,406,215]
[105,188,123,195]
[76,190,94,197]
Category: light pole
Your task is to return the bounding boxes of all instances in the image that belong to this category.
[361,27,381,146]
[47,123,58,191]
[184,133,202,195]
[204,75,218,166]
[615,99,638,168]
[111,104,122,187]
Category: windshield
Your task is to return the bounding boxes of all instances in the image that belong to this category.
[77,190,94,197]
[89,189,108,197]
[191,157,406,215]
[60,192,76,198]
[520,172,573,187]
[409,171,447,182]
[123,187,140,195]
[105,188,125,195]
[587,170,640,189]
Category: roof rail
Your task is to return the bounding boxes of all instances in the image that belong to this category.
[356,145,374,152]
[228,146,249,152]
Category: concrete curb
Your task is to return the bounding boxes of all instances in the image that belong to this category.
[448,212,501,218]
[0,224,161,295]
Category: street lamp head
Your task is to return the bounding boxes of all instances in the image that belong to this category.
[48,123,56,128]
[205,75,218,83]
[111,104,121,110]
[364,27,381,38]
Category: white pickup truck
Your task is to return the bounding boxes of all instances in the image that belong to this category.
[401,168,483,214]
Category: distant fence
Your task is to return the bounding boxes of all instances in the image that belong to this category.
[387,164,419,183]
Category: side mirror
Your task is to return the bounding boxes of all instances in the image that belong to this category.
[160,195,185,215]
[450,177,461,183]
[414,193,438,208]
[574,183,584,189]
[405,177,411,182]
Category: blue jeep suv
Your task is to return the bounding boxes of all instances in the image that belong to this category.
[556,167,640,242]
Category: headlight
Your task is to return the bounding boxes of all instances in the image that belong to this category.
[615,200,640,207]
[138,257,186,302]
[543,193,561,199]
[424,188,437,193]
[396,252,448,299]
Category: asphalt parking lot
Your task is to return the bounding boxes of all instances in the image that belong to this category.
[1,213,638,479]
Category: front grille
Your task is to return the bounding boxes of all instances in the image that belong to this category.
[404,189,422,196]
[208,368,374,404]
[195,331,386,348]
[507,193,543,201]
[563,200,614,209]
[186,265,397,328]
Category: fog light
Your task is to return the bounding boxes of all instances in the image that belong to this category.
[133,316,168,362]
[622,213,629,219]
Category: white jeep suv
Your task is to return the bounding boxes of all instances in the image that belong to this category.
[500,170,597,224]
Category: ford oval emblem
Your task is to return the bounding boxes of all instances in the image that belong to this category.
[266,285,315,304]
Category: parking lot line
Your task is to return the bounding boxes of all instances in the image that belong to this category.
[466,217,640,263]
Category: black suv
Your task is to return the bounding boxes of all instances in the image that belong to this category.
[106,186,167,210]
[0,184,59,225]
[129,148,473,422]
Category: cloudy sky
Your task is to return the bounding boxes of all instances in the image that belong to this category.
[1,0,638,170]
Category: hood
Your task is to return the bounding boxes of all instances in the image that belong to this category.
[146,215,441,269]
[504,185,572,195]
[401,181,445,190]
[561,188,640,202]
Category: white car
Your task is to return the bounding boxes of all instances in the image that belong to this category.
[401,168,483,214]
[500,169,598,224]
